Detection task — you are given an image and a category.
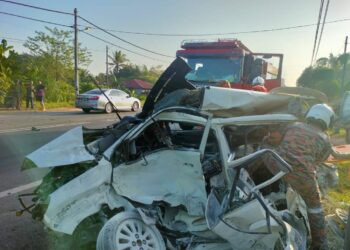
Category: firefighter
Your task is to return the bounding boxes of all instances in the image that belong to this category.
[263,104,334,250]
[251,76,267,92]
[218,80,231,88]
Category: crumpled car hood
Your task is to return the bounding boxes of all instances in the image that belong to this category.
[138,57,195,118]
[22,126,96,169]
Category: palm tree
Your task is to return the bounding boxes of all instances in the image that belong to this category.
[109,50,128,75]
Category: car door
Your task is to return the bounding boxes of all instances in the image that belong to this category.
[112,149,207,216]
[109,90,123,109]
[116,90,131,108]
[111,116,212,216]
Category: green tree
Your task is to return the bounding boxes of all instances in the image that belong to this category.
[109,50,128,76]
[95,73,106,84]
[0,39,14,103]
[297,53,350,100]
[79,69,95,93]
[24,27,91,82]
[20,27,91,102]
[116,64,162,83]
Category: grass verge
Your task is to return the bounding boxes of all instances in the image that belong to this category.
[328,163,350,206]
[43,101,75,109]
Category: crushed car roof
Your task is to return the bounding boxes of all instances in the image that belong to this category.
[140,57,326,118]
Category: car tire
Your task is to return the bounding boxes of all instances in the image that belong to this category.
[82,108,91,113]
[96,211,165,250]
[131,101,139,111]
[105,103,113,114]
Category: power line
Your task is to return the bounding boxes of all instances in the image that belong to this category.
[315,0,330,61]
[0,10,171,62]
[78,15,173,58]
[0,11,72,28]
[311,0,325,65]
[1,0,350,38]
[86,17,350,37]
[81,31,171,63]
[0,0,72,16]
[1,36,26,42]
[1,38,24,44]
[0,3,173,59]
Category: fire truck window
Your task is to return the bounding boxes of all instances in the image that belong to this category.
[185,57,242,83]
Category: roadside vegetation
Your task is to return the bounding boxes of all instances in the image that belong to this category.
[298,53,350,103]
[328,163,350,206]
[0,27,162,109]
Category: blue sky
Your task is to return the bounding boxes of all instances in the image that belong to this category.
[1,0,350,85]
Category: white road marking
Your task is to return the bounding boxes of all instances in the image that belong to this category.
[0,122,91,134]
[0,180,42,199]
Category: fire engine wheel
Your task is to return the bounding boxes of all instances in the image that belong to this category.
[96,211,165,250]
[105,103,113,114]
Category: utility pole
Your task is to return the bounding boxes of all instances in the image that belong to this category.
[341,35,348,91]
[106,45,109,85]
[74,8,79,95]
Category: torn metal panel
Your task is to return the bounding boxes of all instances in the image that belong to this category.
[25,126,95,169]
[154,89,194,111]
[154,110,207,125]
[212,113,297,126]
[200,87,292,116]
[205,191,281,250]
[270,86,328,102]
[161,207,210,233]
[112,149,207,216]
[140,57,194,118]
[44,159,127,234]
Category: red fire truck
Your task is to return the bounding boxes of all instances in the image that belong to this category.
[176,39,283,91]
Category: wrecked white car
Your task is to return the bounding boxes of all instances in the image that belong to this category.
[20,58,326,250]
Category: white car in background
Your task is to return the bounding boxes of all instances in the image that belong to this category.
[75,88,141,113]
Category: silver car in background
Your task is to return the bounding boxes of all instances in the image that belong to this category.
[75,88,141,113]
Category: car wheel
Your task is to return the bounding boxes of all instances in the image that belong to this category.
[131,101,139,111]
[105,103,113,114]
[96,211,165,250]
[82,108,91,113]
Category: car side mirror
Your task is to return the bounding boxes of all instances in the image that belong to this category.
[126,95,131,98]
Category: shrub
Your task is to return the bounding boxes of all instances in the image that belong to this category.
[44,80,75,103]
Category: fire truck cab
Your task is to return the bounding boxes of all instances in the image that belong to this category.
[176,39,283,91]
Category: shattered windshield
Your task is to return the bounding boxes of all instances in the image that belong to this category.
[185,57,243,83]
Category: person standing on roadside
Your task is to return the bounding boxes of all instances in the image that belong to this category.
[26,81,35,109]
[263,104,334,250]
[37,81,46,111]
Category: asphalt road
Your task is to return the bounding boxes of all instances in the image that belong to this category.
[0,109,135,250]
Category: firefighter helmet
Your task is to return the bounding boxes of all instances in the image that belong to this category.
[305,104,335,130]
[252,76,265,86]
